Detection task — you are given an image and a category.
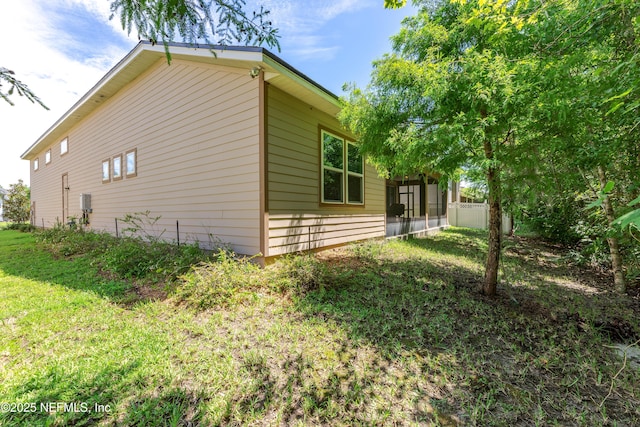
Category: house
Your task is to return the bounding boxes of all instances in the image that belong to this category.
[21,41,452,259]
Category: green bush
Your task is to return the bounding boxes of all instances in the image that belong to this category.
[99,237,209,280]
[4,222,36,232]
[36,225,114,256]
[173,253,328,310]
[267,254,327,294]
[35,225,210,280]
[523,199,582,245]
[349,239,385,262]
[174,250,266,309]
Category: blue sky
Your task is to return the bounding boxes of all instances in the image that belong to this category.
[1,0,416,188]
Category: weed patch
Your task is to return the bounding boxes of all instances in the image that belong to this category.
[174,251,266,309]
[35,225,211,284]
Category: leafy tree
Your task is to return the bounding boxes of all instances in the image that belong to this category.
[342,0,539,295]
[109,0,280,62]
[360,0,639,293]
[3,180,31,223]
[514,0,640,292]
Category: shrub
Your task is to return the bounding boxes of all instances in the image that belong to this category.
[524,199,582,245]
[5,222,36,232]
[2,180,30,223]
[99,237,209,280]
[36,225,114,257]
[35,224,210,280]
[173,253,329,310]
[267,254,327,295]
[174,250,266,309]
[349,239,385,262]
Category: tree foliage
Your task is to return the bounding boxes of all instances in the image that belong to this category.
[3,180,31,223]
[514,0,640,291]
[349,0,640,293]
[342,0,540,295]
[109,0,280,62]
[0,67,48,109]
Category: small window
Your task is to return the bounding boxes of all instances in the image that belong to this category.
[60,137,68,155]
[112,155,123,180]
[125,149,137,177]
[45,149,51,164]
[102,159,110,183]
[33,158,39,171]
[320,129,364,205]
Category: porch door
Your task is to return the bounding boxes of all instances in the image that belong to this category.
[62,173,69,222]
[399,184,421,218]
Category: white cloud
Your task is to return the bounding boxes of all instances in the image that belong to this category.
[251,0,373,60]
[0,0,134,188]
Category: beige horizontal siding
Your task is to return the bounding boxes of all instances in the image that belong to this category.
[268,214,385,256]
[266,85,385,255]
[30,163,65,227]
[29,59,262,255]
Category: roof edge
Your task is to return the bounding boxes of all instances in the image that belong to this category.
[140,41,339,100]
[21,41,341,159]
[20,42,148,159]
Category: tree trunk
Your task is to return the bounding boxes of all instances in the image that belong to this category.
[597,166,626,293]
[483,139,502,296]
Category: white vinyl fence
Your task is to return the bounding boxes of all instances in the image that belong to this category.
[448,202,512,234]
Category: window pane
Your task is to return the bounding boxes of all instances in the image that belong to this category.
[61,138,68,155]
[113,157,122,178]
[126,151,136,175]
[45,150,51,164]
[34,159,39,171]
[102,161,110,181]
[347,144,362,174]
[323,132,343,169]
[323,169,343,202]
[348,175,363,204]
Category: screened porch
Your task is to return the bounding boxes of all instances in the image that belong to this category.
[385,175,450,238]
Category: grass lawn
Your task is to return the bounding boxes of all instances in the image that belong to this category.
[0,228,639,426]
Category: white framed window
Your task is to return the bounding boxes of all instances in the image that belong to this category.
[33,158,39,171]
[102,159,110,183]
[320,129,364,205]
[45,149,51,164]
[125,149,137,177]
[60,137,68,155]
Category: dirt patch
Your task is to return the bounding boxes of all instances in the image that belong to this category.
[130,281,169,302]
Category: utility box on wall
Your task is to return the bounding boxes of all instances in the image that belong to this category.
[80,193,92,212]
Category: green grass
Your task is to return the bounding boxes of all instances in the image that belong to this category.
[0,227,639,426]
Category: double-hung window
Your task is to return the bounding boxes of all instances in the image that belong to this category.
[321,129,364,205]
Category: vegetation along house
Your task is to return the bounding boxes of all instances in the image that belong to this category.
[21,41,453,259]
